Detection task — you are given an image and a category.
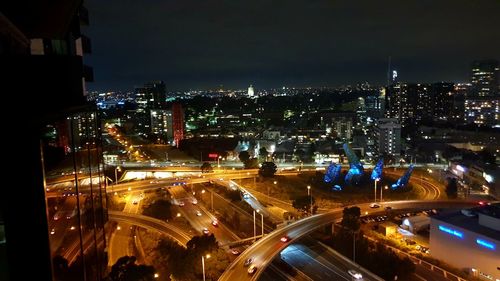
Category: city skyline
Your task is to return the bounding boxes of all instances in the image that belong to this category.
[85,0,500,91]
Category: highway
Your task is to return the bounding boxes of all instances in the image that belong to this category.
[168,184,240,247]
[218,200,477,281]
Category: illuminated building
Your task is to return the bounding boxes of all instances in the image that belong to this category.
[375,118,401,157]
[385,83,431,127]
[430,204,500,280]
[150,109,173,140]
[172,103,184,147]
[471,60,499,97]
[248,84,254,97]
[430,82,455,121]
[464,97,499,127]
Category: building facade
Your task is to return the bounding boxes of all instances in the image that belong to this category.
[150,109,173,140]
[375,118,401,158]
[430,204,500,280]
[172,103,185,147]
[464,97,499,127]
[1,2,108,281]
[471,60,499,97]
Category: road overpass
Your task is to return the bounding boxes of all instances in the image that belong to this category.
[218,200,478,281]
[108,211,191,246]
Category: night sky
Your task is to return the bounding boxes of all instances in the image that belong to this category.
[85,0,500,91]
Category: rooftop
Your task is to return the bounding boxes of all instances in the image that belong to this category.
[432,203,500,241]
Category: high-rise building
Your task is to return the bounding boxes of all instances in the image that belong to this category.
[385,83,431,127]
[248,85,254,97]
[464,97,499,127]
[135,81,167,110]
[1,3,108,281]
[172,103,184,147]
[375,118,401,158]
[430,82,455,121]
[365,93,385,119]
[150,109,173,140]
[471,60,499,97]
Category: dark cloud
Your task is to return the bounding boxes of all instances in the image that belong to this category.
[84,0,500,91]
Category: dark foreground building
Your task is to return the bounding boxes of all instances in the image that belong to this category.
[0,2,108,281]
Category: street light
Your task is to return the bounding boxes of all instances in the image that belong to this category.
[202,254,210,281]
[255,209,264,237]
[381,185,388,202]
[271,181,277,201]
[307,185,312,215]
[114,166,122,192]
[374,178,380,203]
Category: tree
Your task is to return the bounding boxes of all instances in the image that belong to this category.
[341,207,361,232]
[106,256,156,281]
[238,151,250,163]
[226,189,241,202]
[186,234,218,255]
[445,177,458,199]
[201,162,213,173]
[292,195,315,213]
[259,162,277,177]
[142,199,172,220]
[259,147,268,161]
[244,158,259,169]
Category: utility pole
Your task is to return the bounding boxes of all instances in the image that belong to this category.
[253,210,256,241]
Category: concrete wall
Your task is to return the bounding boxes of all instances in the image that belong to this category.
[430,219,499,280]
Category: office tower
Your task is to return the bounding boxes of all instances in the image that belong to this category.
[375,118,401,157]
[471,60,499,97]
[172,103,184,147]
[0,2,107,281]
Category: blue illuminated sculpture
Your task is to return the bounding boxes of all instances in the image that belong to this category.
[391,164,414,190]
[324,163,342,183]
[324,162,342,191]
[343,143,364,185]
[371,158,384,181]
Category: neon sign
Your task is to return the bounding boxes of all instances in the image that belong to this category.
[439,225,463,238]
[476,239,495,250]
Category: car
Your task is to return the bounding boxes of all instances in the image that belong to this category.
[179,201,185,207]
[196,211,202,216]
[132,199,138,205]
[202,228,209,235]
[243,258,253,267]
[280,236,290,243]
[370,203,380,208]
[348,269,363,279]
[192,199,198,205]
[247,265,257,275]
[230,249,240,255]
[242,192,250,199]
[385,206,393,211]
[212,220,218,226]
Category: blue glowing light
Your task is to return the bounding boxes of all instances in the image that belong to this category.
[476,239,495,250]
[439,225,463,238]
